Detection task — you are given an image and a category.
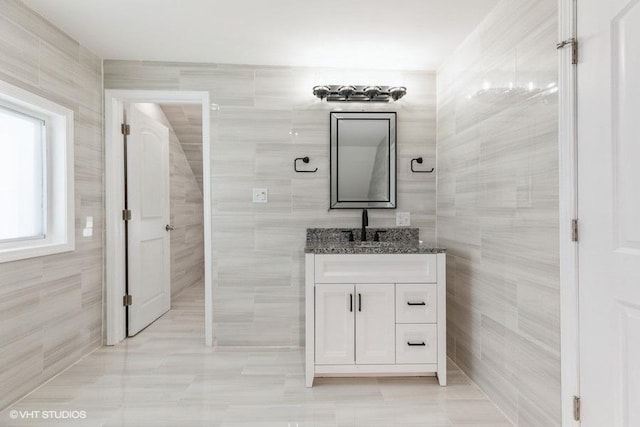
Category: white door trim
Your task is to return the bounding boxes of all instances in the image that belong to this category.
[558,0,580,425]
[105,89,213,346]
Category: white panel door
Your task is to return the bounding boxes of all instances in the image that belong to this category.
[126,104,171,336]
[355,284,395,364]
[315,284,355,365]
[578,0,640,425]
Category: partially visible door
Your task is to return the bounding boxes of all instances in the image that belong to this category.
[315,284,355,365]
[355,284,395,364]
[126,104,171,336]
[578,0,640,424]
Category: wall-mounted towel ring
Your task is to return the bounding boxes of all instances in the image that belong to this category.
[294,156,318,173]
[411,157,434,173]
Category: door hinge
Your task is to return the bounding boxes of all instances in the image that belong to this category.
[571,219,579,242]
[573,396,581,421]
[557,38,578,65]
[123,294,132,306]
[122,209,132,221]
[121,123,130,135]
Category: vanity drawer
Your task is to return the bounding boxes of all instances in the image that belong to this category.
[396,284,437,324]
[395,324,437,364]
[314,254,436,284]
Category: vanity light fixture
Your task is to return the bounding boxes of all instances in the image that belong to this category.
[337,85,356,100]
[312,85,407,102]
[388,86,407,101]
[312,85,331,100]
[363,86,381,99]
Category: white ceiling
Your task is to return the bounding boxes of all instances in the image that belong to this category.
[22,0,499,71]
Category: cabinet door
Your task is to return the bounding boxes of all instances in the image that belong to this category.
[355,284,395,364]
[315,284,355,365]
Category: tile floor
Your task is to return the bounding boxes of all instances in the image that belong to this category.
[1,283,513,426]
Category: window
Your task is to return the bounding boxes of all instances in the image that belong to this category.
[0,106,46,241]
[0,80,74,263]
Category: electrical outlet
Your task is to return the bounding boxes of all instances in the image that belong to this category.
[396,212,411,226]
[253,188,268,203]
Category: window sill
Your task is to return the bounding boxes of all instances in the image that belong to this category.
[0,240,75,264]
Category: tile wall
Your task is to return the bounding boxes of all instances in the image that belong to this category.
[161,104,204,192]
[104,62,437,347]
[0,0,103,410]
[436,0,560,425]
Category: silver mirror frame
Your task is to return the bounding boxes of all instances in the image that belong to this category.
[330,111,397,209]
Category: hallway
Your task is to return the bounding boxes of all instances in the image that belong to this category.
[2,282,512,426]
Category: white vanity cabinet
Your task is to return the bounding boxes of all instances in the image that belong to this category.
[305,253,446,387]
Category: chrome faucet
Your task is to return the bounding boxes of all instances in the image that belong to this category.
[361,209,368,241]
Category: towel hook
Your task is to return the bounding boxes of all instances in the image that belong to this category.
[411,157,434,173]
[294,156,318,173]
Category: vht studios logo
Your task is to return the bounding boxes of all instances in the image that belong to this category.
[9,410,87,420]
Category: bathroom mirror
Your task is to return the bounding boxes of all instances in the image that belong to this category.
[330,112,397,209]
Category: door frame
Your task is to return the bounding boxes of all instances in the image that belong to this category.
[104,89,213,346]
[558,0,580,425]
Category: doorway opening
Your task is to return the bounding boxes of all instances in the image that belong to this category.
[105,90,213,346]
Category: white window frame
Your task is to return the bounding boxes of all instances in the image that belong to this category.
[0,80,74,263]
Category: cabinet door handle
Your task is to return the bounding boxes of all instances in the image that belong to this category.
[407,341,426,346]
[349,294,353,312]
[358,293,362,312]
[407,301,426,306]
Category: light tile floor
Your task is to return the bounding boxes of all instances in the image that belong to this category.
[1,283,513,426]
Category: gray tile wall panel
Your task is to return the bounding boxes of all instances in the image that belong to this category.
[0,0,103,410]
[436,0,560,425]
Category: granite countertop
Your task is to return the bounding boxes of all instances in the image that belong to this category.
[304,242,446,254]
[304,227,446,254]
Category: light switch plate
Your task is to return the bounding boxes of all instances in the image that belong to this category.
[83,216,94,237]
[253,188,268,203]
[396,212,411,226]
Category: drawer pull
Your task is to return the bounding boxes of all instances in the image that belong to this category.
[407,341,426,346]
[407,301,426,306]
